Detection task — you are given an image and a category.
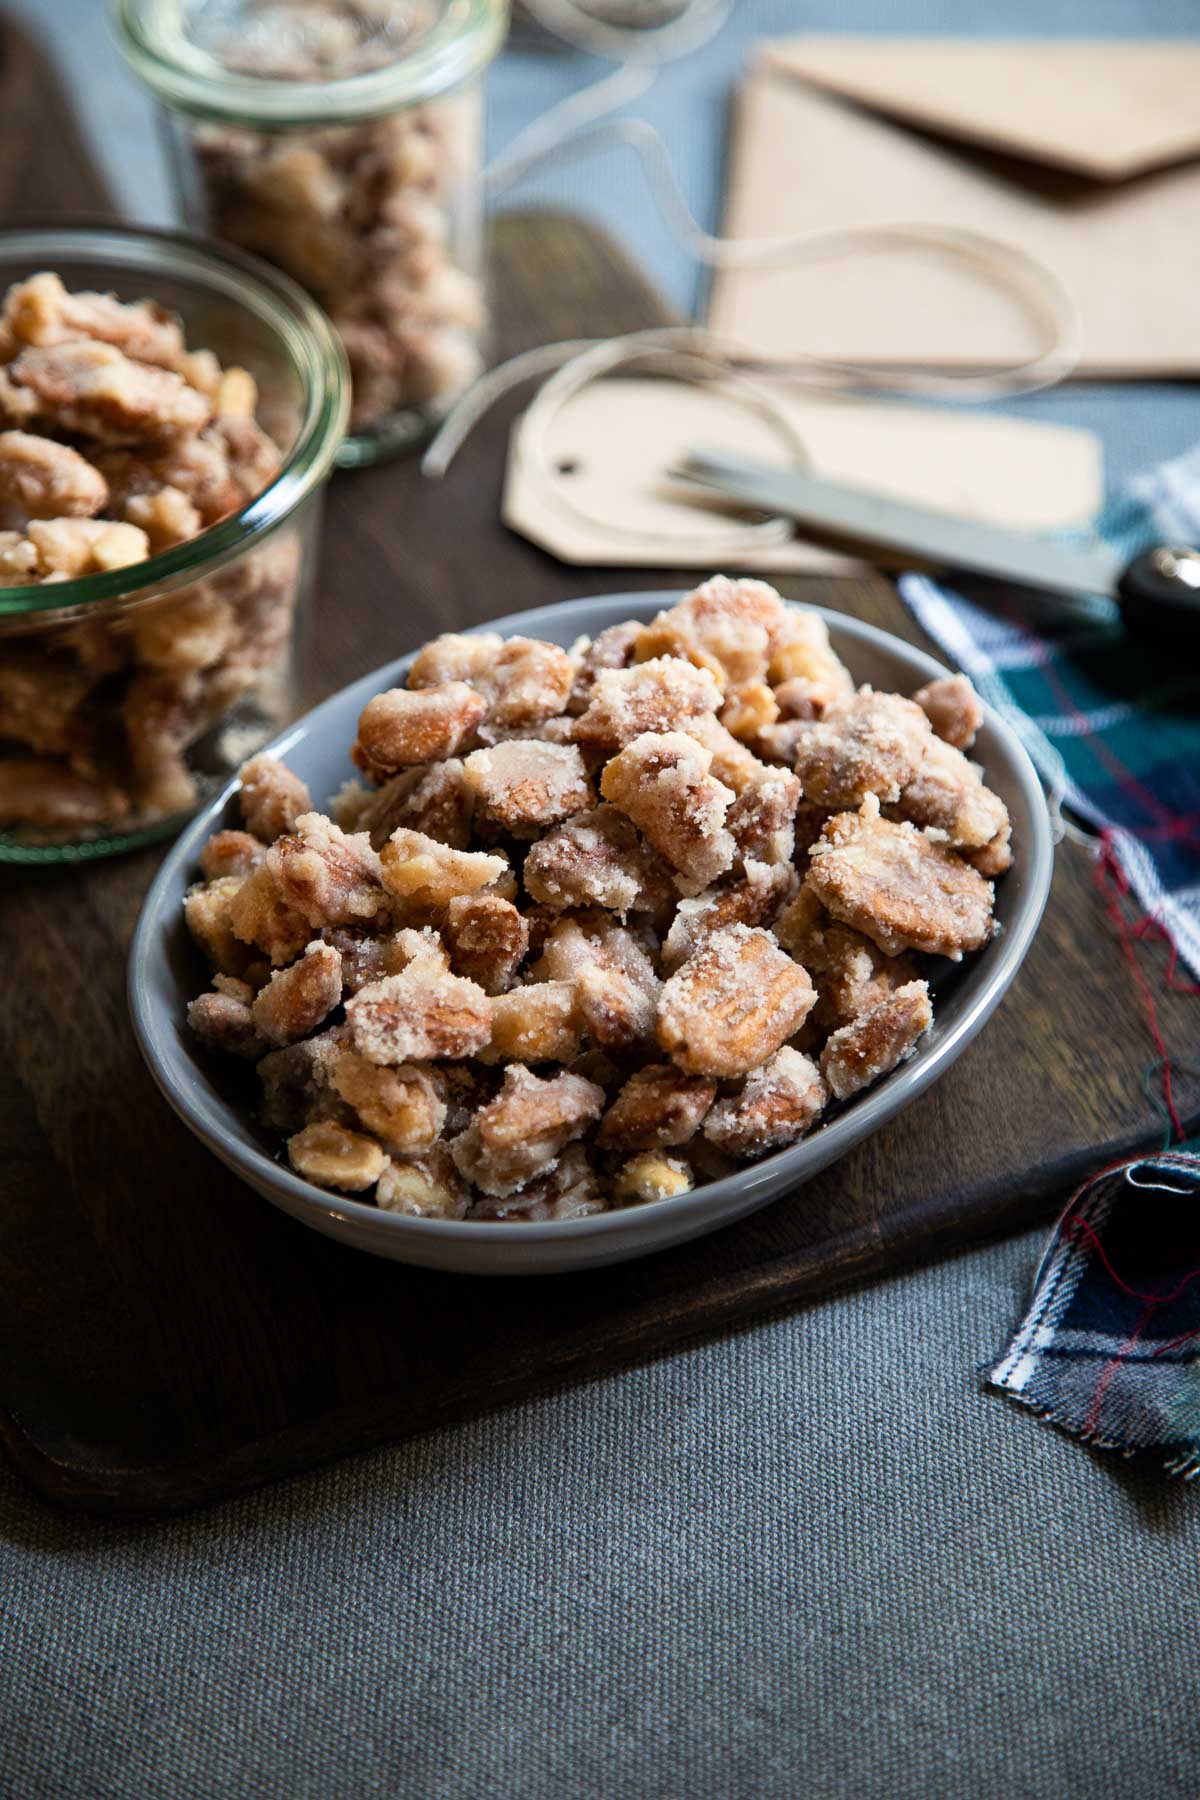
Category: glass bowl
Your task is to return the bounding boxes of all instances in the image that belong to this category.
[0,221,349,863]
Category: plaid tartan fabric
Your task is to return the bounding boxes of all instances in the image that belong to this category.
[899,444,1200,1468]
[900,440,1200,979]
[988,1153,1200,1474]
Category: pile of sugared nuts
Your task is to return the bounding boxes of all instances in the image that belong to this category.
[185,575,1011,1222]
[189,0,483,434]
[0,273,294,838]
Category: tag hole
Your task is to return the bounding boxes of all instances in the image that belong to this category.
[555,457,581,477]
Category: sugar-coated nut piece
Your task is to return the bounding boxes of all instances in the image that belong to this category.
[124,485,203,550]
[726,766,804,866]
[807,797,995,960]
[21,516,148,578]
[408,632,503,691]
[238,752,312,841]
[820,980,933,1101]
[601,729,736,896]
[790,687,933,808]
[611,1152,693,1207]
[467,1142,606,1222]
[522,805,672,917]
[568,620,641,711]
[773,885,918,1030]
[352,681,486,780]
[0,430,107,523]
[227,862,313,965]
[376,1146,470,1220]
[251,940,343,1046]
[267,812,391,930]
[0,755,129,828]
[200,828,265,881]
[0,649,95,757]
[661,862,794,972]
[450,1064,605,1197]
[444,891,529,994]
[10,342,212,443]
[965,819,1014,878]
[703,1047,827,1159]
[897,736,1011,854]
[680,711,764,795]
[720,681,779,743]
[534,913,659,1050]
[462,739,591,836]
[345,758,474,851]
[287,1120,388,1193]
[479,982,582,1066]
[257,1026,349,1134]
[574,656,723,749]
[598,1065,717,1151]
[767,608,855,706]
[634,576,788,687]
[656,923,816,1078]
[320,925,432,995]
[484,637,575,728]
[3,272,192,371]
[185,875,259,976]
[912,673,983,750]
[380,826,508,917]
[346,958,491,1064]
[129,589,236,674]
[331,1049,446,1154]
[187,987,266,1060]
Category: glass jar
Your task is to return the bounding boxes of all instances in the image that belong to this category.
[115,0,508,465]
[0,223,348,864]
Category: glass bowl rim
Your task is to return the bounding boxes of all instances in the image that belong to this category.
[0,218,350,620]
[111,0,507,128]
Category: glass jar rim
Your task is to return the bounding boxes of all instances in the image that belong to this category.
[0,220,349,620]
[112,0,507,128]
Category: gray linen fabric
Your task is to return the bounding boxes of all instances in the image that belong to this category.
[3,1229,1198,1800]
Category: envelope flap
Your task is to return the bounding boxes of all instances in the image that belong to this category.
[760,36,1200,182]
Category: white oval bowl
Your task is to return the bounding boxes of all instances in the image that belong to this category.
[129,592,1053,1274]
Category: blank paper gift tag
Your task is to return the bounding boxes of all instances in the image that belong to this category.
[502,378,1103,573]
[708,44,1200,378]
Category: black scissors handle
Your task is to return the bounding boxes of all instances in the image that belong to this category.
[1117,547,1200,643]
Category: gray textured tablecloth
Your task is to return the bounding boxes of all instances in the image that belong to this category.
[3,3,1198,1795]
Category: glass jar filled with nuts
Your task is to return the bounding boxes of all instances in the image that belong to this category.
[116,0,508,464]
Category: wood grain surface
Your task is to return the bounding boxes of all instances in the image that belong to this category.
[1,21,1196,1516]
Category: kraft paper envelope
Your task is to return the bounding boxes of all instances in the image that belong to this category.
[708,41,1200,379]
[503,377,1103,574]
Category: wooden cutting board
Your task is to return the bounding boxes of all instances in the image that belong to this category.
[0,22,1196,1517]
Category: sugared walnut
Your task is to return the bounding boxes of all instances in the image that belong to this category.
[522,805,673,918]
[408,631,504,691]
[573,656,722,749]
[912,673,982,750]
[820,980,933,1101]
[124,485,203,550]
[0,756,128,830]
[444,892,529,994]
[533,913,660,1050]
[634,576,788,687]
[598,1065,717,1152]
[767,608,855,707]
[257,1026,349,1133]
[611,1152,693,1207]
[337,758,474,851]
[24,516,148,578]
[896,737,1010,854]
[129,589,236,674]
[720,681,779,744]
[789,688,933,808]
[661,862,794,972]
[409,632,573,727]
[0,649,94,758]
[703,1047,827,1159]
[185,875,259,976]
[449,1065,605,1196]
[479,982,582,1066]
[807,797,995,960]
[462,739,591,837]
[352,681,486,780]
[0,430,107,523]
[346,957,491,1064]
[568,620,641,711]
[330,1049,446,1154]
[187,985,266,1060]
[793,800,835,874]
[468,1143,605,1222]
[965,818,1014,878]
[376,1146,470,1220]
[318,925,421,995]
[227,862,313,965]
[251,940,342,1046]
[238,752,312,841]
[9,342,212,443]
[199,829,265,882]
[680,711,764,795]
[656,924,816,1079]
[726,767,804,866]
[267,812,391,930]
[3,271,194,372]
[773,885,918,1031]
[286,1120,388,1193]
[380,826,508,920]
[600,729,736,896]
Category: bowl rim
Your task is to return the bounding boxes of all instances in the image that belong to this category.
[0,218,349,618]
[129,591,1054,1246]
